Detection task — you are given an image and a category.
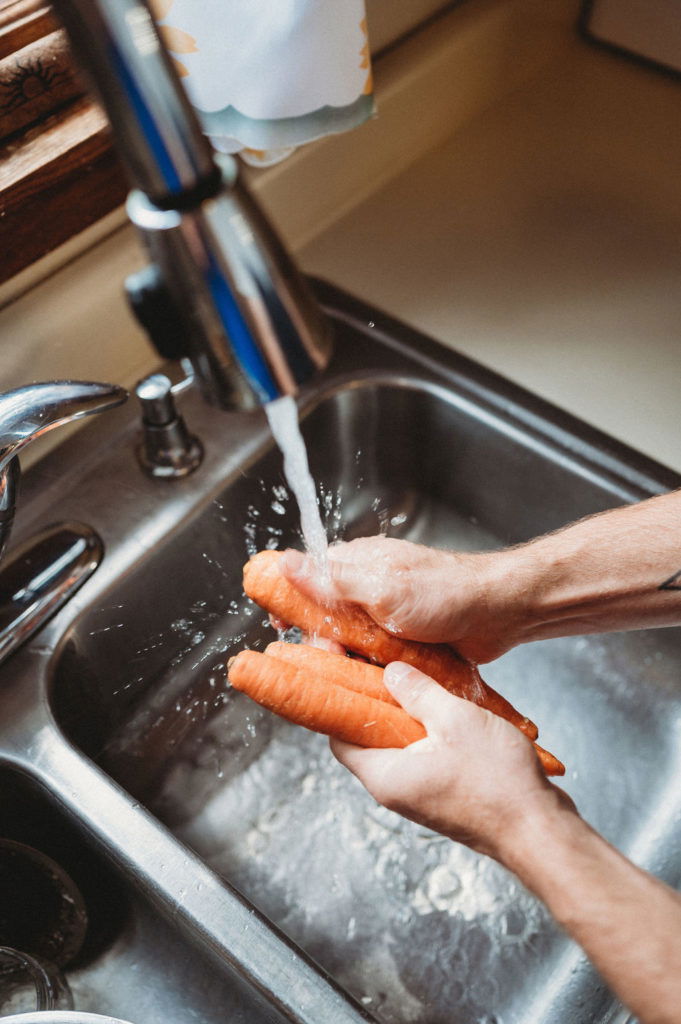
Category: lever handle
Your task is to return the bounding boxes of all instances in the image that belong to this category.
[0,380,128,561]
[0,380,128,473]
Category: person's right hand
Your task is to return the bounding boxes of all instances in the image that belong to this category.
[280,536,524,663]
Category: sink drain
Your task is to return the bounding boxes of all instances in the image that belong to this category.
[0,840,88,968]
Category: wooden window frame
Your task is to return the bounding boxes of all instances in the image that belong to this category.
[0,1,126,286]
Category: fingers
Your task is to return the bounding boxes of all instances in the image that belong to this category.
[306,634,346,656]
[280,543,382,606]
[330,736,372,772]
[279,548,333,601]
[384,662,472,733]
[330,736,394,782]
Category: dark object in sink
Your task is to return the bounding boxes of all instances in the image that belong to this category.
[0,774,128,969]
[0,767,274,1024]
[0,839,88,967]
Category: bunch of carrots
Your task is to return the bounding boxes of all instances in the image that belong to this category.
[228,550,565,776]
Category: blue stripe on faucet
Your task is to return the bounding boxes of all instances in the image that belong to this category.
[205,252,279,404]
[108,40,183,197]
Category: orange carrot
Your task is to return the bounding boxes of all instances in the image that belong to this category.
[230,646,565,775]
[243,550,538,740]
[265,641,399,705]
[229,649,425,748]
[266,642,564,775]
[533,743,565,777]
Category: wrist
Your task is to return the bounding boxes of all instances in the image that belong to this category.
[462,545,544,655]
[492,786,635,944]
[489,498,681,645]
[494,788,586,893]
[477,530,610,648]
[497,538,562,645]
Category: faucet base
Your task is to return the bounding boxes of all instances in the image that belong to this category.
[0,523,102,666]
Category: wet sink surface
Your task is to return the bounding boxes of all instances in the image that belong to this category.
[45,283,681,1024]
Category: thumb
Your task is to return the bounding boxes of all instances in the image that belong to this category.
[384,662,463,731]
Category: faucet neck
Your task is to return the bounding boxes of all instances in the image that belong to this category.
[53,0,333,410]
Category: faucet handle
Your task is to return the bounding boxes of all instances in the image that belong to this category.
[0,381,128,561]
[0,380,128,473]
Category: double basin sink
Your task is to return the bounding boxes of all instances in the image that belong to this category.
[1,280,679,1023]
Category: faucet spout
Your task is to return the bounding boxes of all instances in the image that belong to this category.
[125,161,332,409]
[52,0,333,410]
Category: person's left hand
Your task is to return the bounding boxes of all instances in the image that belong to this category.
[331,661,574,862]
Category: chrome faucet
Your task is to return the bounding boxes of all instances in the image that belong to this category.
[0,381,127,663]
[0,381,128,558]
[51,0,332,410]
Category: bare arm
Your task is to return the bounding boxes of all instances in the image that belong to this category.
[504,488,681,645]
[504,802,681,1024]
[281,490,681,662]
[336,664,681,1024]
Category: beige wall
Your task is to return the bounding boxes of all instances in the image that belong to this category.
[367,0,455,52]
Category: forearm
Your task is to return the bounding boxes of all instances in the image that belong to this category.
[491,490,681,645]
[500,800,681,1024]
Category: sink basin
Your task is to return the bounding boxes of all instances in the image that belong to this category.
[0,766,269,1023]
[1,280,679,1023]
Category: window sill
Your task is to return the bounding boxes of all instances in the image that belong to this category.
[0,96,126,285]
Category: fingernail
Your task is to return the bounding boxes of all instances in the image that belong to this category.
[384,662,415,688]
[280,548,305,577]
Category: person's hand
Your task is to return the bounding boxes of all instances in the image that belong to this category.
[331,661,574,862]
[280,536,524,663]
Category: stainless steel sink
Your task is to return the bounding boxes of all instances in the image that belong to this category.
[1,280,678,1023]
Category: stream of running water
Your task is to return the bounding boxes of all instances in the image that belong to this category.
[265,395,329,580]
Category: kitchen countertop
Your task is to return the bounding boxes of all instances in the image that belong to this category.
[300,31,681,475]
